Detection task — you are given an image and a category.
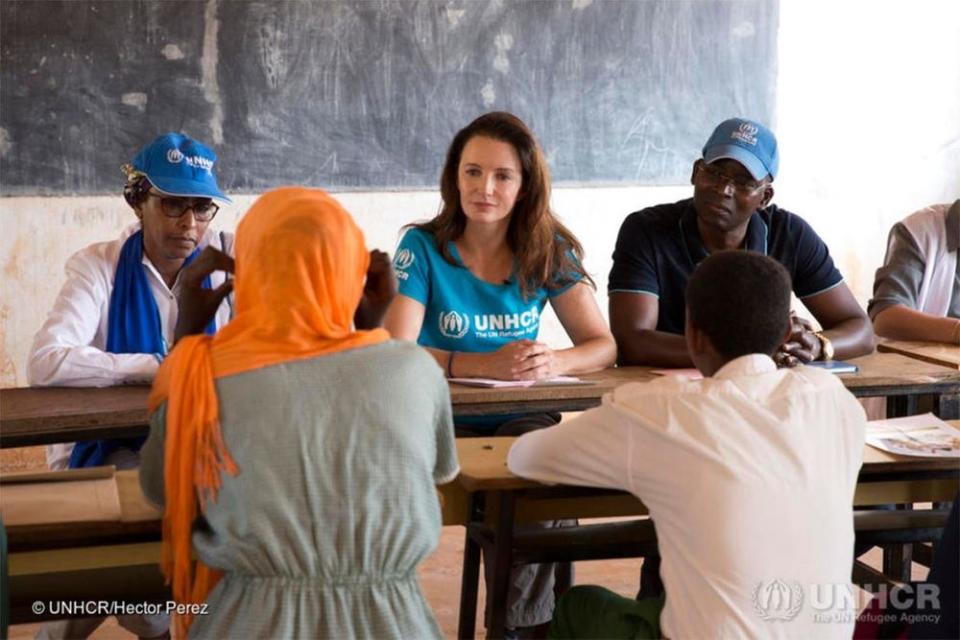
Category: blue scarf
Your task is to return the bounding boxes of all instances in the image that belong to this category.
[69,230,216,468]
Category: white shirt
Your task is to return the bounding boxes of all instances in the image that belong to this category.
[28,223,234,468]
[508,355,866,639]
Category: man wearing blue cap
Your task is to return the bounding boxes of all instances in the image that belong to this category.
[28,132,233,639]
[29,132,234,474]
[608,117,874,368]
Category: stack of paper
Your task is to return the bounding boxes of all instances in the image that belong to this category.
[650,368,703,380]
[866,414,960,458]
[449,376,592,388]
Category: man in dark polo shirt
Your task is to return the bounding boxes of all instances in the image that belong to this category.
[609,117,874,367]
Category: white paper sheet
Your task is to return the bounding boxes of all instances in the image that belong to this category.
[448,376,591,388]
[866,413,960,458]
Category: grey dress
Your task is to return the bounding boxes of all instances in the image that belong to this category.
[140,340,459,639]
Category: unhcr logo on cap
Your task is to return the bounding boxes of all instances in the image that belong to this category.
[184,155,214,172]
[165,147,213,172]
[732,122,759,146]
[439,310,469,339]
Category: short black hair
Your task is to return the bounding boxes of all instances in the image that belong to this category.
[685,251,791,359]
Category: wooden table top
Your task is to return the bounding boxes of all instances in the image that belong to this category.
[3,352,959,447]
[0,385,152,447]
[455,421,960,492]
[4,471,162,552]
[448,366,657,415]
[839,351,960,391]
[877,340,960,370]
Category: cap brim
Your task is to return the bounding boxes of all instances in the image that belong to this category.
[703,145,770,181]
[146,174,232,203]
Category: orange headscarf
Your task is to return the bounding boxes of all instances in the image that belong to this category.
[148,187,390,634]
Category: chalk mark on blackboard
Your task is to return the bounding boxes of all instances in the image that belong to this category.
[493,32,513,74]
[162,44,185,61]
[121,93,147,112]
[201,0,224,145]
[481,79,496,108]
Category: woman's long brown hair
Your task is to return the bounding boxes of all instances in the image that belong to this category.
[414,111,594,299]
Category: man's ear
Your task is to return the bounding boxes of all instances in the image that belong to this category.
[690,160,701,185]
[760,183,775,208]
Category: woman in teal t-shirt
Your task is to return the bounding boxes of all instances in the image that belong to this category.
[383,111,616,633]
[384,111,615,403]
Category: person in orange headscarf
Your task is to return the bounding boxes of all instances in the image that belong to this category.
[139,187,459,639]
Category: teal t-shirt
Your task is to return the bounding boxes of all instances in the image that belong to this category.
[394,227,578,428]
[395,227,578,351]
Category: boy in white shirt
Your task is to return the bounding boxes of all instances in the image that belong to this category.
[508,251,866,639]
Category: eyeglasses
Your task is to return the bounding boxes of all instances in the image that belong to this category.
[146,192,219,222]
[697,163,766,195]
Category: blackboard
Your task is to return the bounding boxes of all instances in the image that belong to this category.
[0,0,778,195]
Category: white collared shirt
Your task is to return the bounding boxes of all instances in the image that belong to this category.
[509,354,866,639]
[28,223,234,468]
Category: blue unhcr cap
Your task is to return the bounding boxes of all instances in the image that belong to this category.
[702,118,779,181]
[132,132,231,202]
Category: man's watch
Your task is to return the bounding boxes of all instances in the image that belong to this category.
[814,331,834,361]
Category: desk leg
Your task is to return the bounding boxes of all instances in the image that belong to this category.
[458,526,482,640]
[882,504,914,583]
[886,395,917,418]
[487,492,516,640]
[936,393,959,420]
[882,542,913,583]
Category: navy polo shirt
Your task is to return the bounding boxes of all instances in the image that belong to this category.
[608,198,844,334]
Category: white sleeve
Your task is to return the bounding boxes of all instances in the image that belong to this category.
[27,251,159,387]
[507,396,632,491]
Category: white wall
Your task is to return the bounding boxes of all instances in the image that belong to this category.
[774,0,960,290]
[2,0,959,388]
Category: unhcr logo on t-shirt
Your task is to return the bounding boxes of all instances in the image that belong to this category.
[394,249,415,270]
[474,308,539,332]
[438,310,470,339]
[394,249,414,281]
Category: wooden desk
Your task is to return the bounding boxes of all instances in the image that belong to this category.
[4,352,960,448]
[449,366,657,416]
[878,340,960,370]
[5,471,161,553]
[5,472,166,623]
[450,424,960,639]
[7,425,958,633]
[0,386,152,448]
